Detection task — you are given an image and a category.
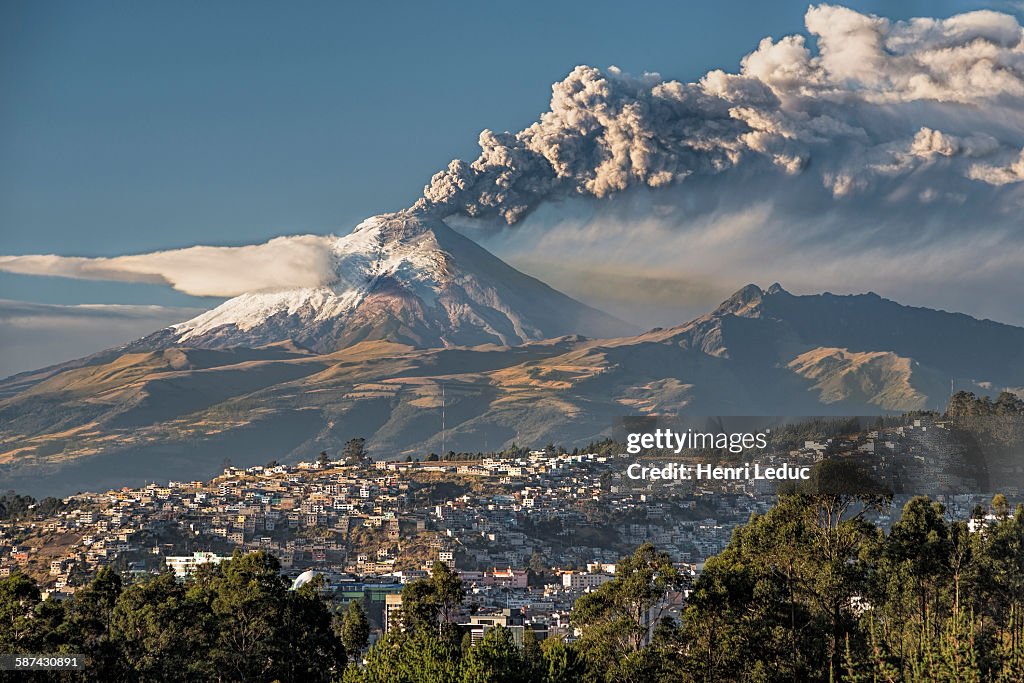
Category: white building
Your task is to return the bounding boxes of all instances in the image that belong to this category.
[562,571,614,590]
[165,551,231,578]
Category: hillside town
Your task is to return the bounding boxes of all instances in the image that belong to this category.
[0,416,1016,641]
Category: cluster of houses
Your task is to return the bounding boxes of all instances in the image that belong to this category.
[0,419,1013,638]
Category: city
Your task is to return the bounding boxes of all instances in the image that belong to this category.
[2,416,1015,645]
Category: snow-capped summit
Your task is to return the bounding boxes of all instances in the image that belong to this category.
[139,210,634,352]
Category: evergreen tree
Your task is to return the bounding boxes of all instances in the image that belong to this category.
[521,627,542,680]
[460,626,522,683]
[340,600,371,658]
[538,637,585,683]
[109,571,214,680]
[281,575,348,682]
[64,566,124,678]
[360,629,461,683]
[0,573,43,653]
[343,438,368,464]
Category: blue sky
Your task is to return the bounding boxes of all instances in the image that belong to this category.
[1,0,1007,308]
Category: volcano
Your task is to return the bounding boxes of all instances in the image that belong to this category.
[132,210,633,353]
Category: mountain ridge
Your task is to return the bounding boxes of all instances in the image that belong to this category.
[2,283,1022,495]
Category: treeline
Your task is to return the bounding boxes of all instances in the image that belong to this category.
[2,493,1023,681]
[0,552,345,682]
[767,415,917,451]
[354,494,1024,682]
[679,493,1024,682]
[947,390,1024,418]
[0,491,69,520]
[946,391,1024,483]
[402,437,623,462]
[357,396,1024,465]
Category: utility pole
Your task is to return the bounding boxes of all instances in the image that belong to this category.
[441,383,445,457]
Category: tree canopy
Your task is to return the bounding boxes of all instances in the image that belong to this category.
[3,495,1023,682]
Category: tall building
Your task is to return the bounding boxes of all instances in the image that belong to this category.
[384,593,403,632]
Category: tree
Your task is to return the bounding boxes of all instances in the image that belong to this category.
[0,551,348,682]
[110,571,214,680]
[949,390,1024,417]
[0,491,48,520]
[571,543,683,681]
[63,566,124,678]
[883,496,952,648]
[281,575,347,682]
[992,493,1011,519]
[340,600,371,658]
[200,550,344,682]
[681,486,886,683]
[401,580,439,634]
[400,562,465,636]
[0,573,43,652]
[344,438,368,465]
[460,625,522,683]
[521,626,542,680]
[360,629,461,683]
[431,561,465,628]
[202,551,288,681]
[969,500,1024,679]
[539,637,585,683]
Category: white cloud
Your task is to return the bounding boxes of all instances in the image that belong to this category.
[0,235,338,297]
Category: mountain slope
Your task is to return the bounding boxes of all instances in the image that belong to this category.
[786,348,942,410]
[132,210,634,353]
[2,285,1022,495]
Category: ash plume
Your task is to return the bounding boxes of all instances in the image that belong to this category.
[417,4,1024,223]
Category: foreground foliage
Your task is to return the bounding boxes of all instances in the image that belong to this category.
[2,494,1023,682]
[0,551,344,682]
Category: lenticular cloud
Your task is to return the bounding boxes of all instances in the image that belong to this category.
[0,236,338,297]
